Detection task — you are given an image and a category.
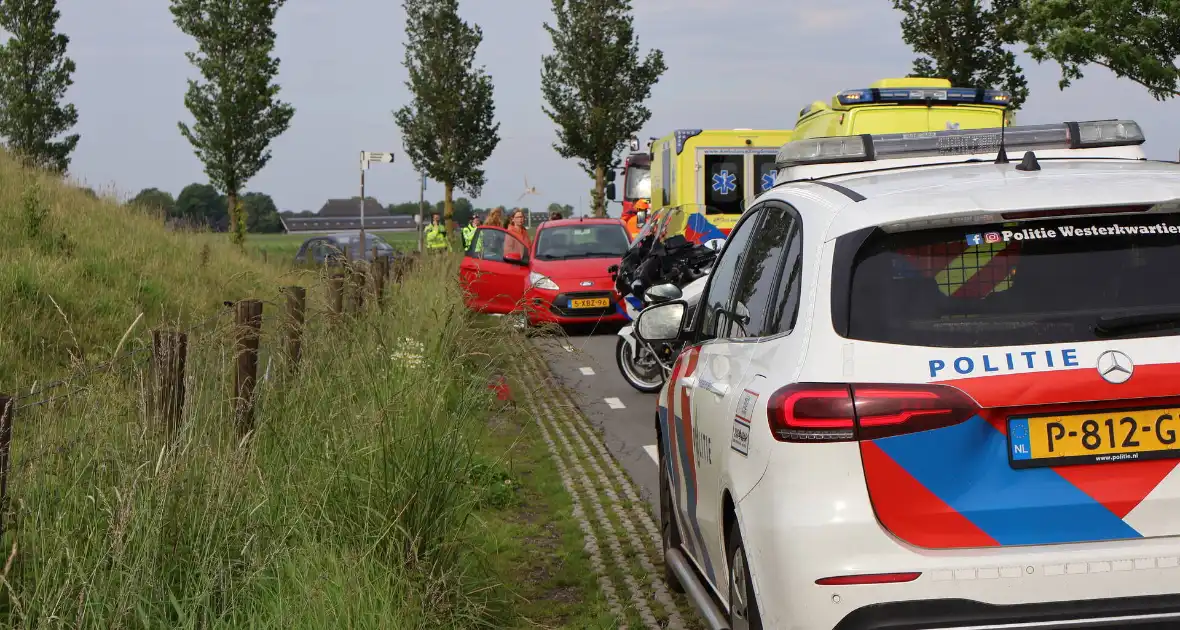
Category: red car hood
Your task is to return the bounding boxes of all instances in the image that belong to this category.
[531,257,619,285]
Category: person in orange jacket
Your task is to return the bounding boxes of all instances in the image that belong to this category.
[624,198,650,239]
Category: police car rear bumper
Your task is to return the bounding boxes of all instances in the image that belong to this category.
[832,593,1180,629]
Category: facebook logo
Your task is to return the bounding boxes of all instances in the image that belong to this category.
[966,233,983,246]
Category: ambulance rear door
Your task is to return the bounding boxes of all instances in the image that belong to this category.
[695,148,781,215]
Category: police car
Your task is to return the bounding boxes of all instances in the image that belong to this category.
[632,120,1180,629]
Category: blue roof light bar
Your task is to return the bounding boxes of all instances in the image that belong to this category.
[835,86,1013,107]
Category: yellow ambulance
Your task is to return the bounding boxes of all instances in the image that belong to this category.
[648,128,795,240]
[793,77,1013,139]
[644,78,1013,242]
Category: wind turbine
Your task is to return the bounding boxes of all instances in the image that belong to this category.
[517,176,541,228]
[517,175,540,202]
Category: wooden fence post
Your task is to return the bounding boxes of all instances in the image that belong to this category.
[151,329,188,433]
[328,274,344,318]
[350,266,365,314]
[394,256,408,285]
[233,300,263,435]
[374,256,387,309]
[283,286,306,368]
[0,395,12,543]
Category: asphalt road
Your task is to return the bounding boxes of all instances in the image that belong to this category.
[532,324,663,513]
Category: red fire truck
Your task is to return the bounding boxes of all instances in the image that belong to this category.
[607,137,652,220]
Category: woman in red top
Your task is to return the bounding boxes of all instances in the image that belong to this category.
[504,209,531,260]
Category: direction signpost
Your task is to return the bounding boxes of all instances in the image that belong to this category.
[359,151,395,258]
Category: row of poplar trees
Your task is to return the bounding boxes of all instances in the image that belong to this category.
[0,0,293,246]
[0,0,1178,233]
[396,0,666,223]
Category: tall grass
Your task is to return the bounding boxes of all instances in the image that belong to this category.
[5,254,521,628]
[0,154,288,392]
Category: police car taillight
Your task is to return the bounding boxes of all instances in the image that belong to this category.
[766,384,856,442]
[766,383,979,443]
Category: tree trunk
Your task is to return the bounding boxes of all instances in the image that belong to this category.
[444,181,457,247]
[444,181,455,230]
[227,190,245,246]
[593,165,606,217]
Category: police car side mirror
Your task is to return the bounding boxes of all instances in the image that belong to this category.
[635,300,687,343]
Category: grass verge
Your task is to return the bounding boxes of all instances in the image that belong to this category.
[6,256,619,628]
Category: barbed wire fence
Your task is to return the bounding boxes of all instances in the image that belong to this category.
[13,303,234,410]
[0,250,417,549]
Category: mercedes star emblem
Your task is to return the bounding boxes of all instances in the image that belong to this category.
[580,281,593,287]
[1096,350,1134,384]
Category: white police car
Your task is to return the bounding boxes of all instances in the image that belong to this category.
[633,120,1180,629]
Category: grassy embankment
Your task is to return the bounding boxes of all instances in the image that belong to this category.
[0,154,617,628]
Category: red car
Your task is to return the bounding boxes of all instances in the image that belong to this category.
[459,217,632,326]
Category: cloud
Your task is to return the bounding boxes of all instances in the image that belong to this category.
[634,0,735,16]
[794,6,862,30]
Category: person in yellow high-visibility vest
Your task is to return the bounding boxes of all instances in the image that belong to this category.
[425,213,450,252]
[461,214,481,250]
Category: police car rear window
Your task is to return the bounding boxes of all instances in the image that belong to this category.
[841,211,1180,347]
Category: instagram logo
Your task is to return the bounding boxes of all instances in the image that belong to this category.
[984,232,1002,243]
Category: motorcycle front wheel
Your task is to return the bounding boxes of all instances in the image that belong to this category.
[616,336,666,393]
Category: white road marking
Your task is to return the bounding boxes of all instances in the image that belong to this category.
[604,397,625,409]
[643,444,658,464]
[579,366,595,375]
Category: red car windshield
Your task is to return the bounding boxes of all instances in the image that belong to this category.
[535,224,630,260]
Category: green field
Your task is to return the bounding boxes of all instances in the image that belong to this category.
[225,230,421,262]
[229,229,535,264]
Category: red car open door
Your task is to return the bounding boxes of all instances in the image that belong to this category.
[458,226,530,313]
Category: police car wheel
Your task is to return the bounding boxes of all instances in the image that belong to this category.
[727,522,763,630]
[658,437,685,594]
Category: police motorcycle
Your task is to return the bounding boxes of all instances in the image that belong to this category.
[610,207,723,392]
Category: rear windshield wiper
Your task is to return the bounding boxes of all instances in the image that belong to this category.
[1094,311,1180,338]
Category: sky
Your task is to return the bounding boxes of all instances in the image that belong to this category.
[56,0,1178,217]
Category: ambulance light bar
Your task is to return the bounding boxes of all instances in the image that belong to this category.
[836,87,1011,106]
[775,120,1145,169]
